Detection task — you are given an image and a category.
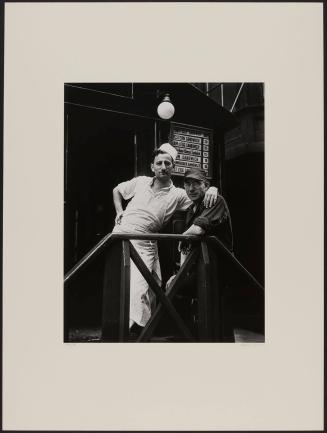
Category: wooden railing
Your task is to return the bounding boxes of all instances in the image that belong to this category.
[64,233,264,342]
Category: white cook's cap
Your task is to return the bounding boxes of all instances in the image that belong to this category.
[158,142,178,162]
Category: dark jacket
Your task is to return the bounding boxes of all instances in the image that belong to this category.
[185,194,233,252]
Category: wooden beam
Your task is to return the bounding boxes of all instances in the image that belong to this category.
[137,247,200,342]
[119,241,130,341]
[197,242,213,341]
[101,241,122,342]
[129,242,194,341]
[208,236,264,291]
[209,246,222,341]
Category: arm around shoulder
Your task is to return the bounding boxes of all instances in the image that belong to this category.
[203,186,218,208]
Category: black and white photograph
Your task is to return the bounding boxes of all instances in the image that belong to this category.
[64,82,265,343]
[3,3,323,430]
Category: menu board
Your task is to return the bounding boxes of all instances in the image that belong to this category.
[169,123,213,178]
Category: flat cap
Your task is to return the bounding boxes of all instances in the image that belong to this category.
[184,167,207,181]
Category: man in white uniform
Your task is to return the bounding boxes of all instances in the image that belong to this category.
[112,143,217,329]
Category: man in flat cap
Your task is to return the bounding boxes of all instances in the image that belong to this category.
[112,143,219,331]
[180,167,233,254]
[166,168,233,319]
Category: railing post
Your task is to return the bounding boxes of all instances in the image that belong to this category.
[210,246,223,341]
[102,241,130,342]
[63,287,70,342]
[197,241,213,341]
[119,241,130,341]
[196,242,223,342]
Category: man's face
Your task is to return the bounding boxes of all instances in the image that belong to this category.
[184,178,209,203]
[151,153,174,179]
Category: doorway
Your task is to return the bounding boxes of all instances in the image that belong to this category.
[64,106,136,331]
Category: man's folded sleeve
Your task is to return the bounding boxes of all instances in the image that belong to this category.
[193,198,227,232]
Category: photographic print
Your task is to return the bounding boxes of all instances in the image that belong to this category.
[63,82,265,343]
[3,3,323,430]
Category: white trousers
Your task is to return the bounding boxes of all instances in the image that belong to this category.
[130,240,161,327]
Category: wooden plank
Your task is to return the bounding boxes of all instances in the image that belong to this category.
[111,233,201,242]
[209,245,222,341]
[197,242,213,341]
[119,241,130,342]
[64,232,201,284]
[64,232,114,283]
[129,242,194,341]
[137,247,200,342]
[208,236,264,291]
[101,241,121,342]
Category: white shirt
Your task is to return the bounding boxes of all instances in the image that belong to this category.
[113,176,192,233]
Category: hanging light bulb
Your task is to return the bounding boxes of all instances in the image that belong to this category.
[157,93,175,120]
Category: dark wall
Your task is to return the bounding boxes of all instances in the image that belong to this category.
[225,153,264,284]
[65,107,136,270]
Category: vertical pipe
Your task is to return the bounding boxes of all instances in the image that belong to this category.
[221,83,224,107]
[65,114,69,193]
[134,133,138,176]
[154,120,157,149]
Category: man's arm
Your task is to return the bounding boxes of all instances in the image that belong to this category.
[191,197,227,234]
[179,197,226,252]
[167,215,206,291]
[182,224,205,236]
[166,223,205,289]
[113,186,125,225]
[112,176,140,225]
[178,224,205,255]
[177,186,219,211]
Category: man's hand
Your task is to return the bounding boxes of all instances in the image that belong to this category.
[203,186,218,208]
[178,240,191,255]
[115,211,124,225]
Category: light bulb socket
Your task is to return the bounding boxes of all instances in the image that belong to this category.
[162,93,172,102]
